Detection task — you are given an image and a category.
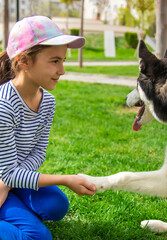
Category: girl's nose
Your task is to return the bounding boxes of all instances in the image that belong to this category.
[58,64,65,76]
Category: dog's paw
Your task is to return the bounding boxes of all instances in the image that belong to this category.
[141,220,167,233]
[78,173,110,192]
[78,174,95,184]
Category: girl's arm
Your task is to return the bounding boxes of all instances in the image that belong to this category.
[38,174,96,196]
[0,102,40,190]
[18,99,55,172]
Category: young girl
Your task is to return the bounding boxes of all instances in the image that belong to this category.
[0,15,96,240]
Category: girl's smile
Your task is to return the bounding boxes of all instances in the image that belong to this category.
[26,45,67,91]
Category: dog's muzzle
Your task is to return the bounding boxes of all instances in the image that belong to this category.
[126,88,140,107]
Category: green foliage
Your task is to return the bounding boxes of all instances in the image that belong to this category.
[40,81,167,239]
[116,7,139,27]
[127,0,155,13]
[60,0,80,5]
[69,8,80,18]
[59,0,81,18]
[145,12,156,37]
[124,32,138,49]
[126,0,155,32]
[70,29,79,36]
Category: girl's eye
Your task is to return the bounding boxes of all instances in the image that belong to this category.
[52,59,66,64]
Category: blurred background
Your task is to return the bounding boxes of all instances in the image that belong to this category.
[0,0,166,65]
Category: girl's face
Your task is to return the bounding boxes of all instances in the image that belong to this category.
[27,45,67,91]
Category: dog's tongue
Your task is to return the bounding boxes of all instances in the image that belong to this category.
[133,118,142,131]
[133,106,144,131]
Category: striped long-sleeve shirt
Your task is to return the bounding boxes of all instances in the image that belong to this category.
[0,80,55,190]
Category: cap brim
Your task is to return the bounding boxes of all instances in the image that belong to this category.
[39,35,85,49]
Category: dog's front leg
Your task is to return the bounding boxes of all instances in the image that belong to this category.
[79,167,167,197]
[107,169,167,197]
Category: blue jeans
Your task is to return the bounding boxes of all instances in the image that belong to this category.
[0,186,69,240]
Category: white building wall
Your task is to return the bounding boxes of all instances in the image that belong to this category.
[84,0,97,19]
[84,0,127,24]
[107,0,126,24]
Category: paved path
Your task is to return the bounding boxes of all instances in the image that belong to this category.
[62,61,138,87]
[61,72,137,87]
[64,61,138,66]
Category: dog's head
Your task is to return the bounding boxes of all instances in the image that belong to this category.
[126,40,167,131]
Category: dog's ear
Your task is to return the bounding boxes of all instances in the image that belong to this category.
[138,40,148,58]
[138,40,157,61]
[138,40,159,76]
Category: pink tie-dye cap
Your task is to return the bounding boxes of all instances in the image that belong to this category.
[7,15,85,59]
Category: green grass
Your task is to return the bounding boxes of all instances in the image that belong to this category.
[67,34,138,61]
[64,65,139,77]
[39,80,167,240]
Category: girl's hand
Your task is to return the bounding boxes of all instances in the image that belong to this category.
[0,179,11,207]
[64,175,96,196]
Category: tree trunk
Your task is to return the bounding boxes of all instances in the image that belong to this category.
[16,0,19,21]
[3,0,9,50]
[156,0,167,58]
[79,0,84,68]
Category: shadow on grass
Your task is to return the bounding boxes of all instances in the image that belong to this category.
[84,47,104,52]
[44,219,164,240]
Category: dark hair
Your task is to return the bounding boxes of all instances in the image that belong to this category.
[0,50,14,85]
[0,45,51,86]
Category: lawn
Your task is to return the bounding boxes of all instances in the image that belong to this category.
[39,80,167,240]
[64,65,139,77]
[66,34,138,61]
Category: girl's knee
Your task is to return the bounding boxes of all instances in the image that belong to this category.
[35,186,69,221]
[56,194,69,221]
[49,191,69,221]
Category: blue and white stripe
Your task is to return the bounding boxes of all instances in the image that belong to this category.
[0,81,55,190]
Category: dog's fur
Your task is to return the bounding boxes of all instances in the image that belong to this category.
[79,40,167,233]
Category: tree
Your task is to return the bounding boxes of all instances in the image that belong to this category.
[3,0,9,50]
[145,10,156,37]
[156,0,167,58]
[126,0,155,36]
[60,0,84,68]
[60,0,81,33]
[116,7,139,27]
[79,0,84,68]
[16,0,19,21]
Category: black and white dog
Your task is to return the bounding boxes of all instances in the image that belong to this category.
[80,40,167,233]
